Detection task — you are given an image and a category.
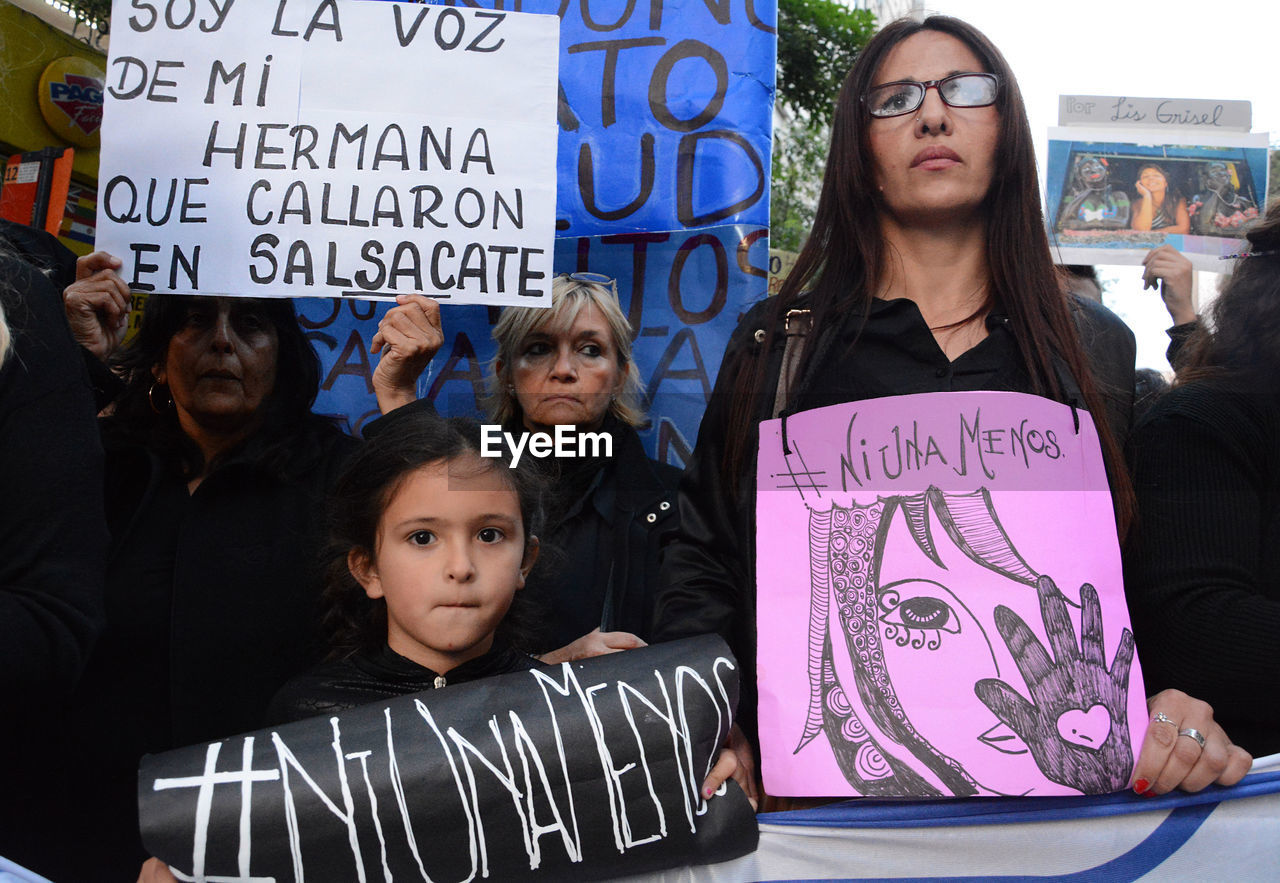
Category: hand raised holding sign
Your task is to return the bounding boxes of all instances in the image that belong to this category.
[1141,245,1196,326]
[370,293,444,413]
[63,251,131,361]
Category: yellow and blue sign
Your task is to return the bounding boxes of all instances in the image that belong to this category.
[37,56,105,149]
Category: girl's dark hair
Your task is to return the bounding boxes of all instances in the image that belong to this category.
[321,412,545,660]
[726,14,1134,536]
[1178,199,1280,386]
[108,294,325,478]
[1137,163,1185,223]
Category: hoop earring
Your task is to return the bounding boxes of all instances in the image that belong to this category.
[148,382,173,414]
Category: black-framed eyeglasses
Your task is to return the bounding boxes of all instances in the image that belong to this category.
[557,271,618,295]
[864,73,999,118]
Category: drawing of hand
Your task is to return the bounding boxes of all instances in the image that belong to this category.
[975,576,1135,793]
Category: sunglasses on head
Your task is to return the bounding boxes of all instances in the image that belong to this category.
[557,271,618,294]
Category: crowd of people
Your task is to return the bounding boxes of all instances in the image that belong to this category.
[1,12,1276,881]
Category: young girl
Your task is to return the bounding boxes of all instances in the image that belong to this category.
[139,413,745,882]
[268,413,545,721]
[265,413,745,802]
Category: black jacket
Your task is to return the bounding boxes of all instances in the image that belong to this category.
[1125,383,1280,755]
[652,294,1136,735]
[0,233,105,707]
[526,417,682,650]
[0,234,110,874]
[268,640,543,724]
[22,415,359,881]
[88,415,359,747]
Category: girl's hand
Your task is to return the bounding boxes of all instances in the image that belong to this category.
[540,628,646,664]
[724,722,760,808]
[700,745,757,811]
[64,251,130,360]
[1130,690,1252,796]
[1135,179,1151,199]
[371,294,444,413]
[137,858,179,883]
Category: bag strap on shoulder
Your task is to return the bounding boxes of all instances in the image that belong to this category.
[772,308,812,418]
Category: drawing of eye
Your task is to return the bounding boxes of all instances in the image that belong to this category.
[878,589,960,650]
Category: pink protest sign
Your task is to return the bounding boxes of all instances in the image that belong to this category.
[756,391,1146,798]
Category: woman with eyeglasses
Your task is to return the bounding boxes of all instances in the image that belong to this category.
[487,272,680,664]
[653,15,1250,806]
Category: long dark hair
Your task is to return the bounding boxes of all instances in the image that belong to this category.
[1178,200,1280,386]
[727,15,1133,535]
[1137,163,1185,226]
[321,413,545,660]
[107,294,325,477]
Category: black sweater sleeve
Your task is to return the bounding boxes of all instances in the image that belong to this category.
[0,255,107,705]
[651,304,776,650]
[1124,387,1280,753]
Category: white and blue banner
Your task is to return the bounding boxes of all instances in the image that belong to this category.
[624,756,1280,881]
[2,761,1276,880]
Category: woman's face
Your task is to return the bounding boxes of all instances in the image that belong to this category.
[155,297,279,439]
[510,301,624,432]
[1138,167,1168,196]
[868,31,999,227]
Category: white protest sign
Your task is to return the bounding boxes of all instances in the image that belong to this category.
[97,0,559,305]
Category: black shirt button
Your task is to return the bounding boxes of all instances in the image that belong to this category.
[935,367,949,378]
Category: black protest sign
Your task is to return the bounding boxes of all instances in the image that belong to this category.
[139,635,757,880]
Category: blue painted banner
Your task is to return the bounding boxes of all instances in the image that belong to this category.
[309,0,778,455]
[367,0,777,236]
[306,222,770,463]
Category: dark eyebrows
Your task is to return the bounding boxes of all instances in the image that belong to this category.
[524,329,606,345]
[475,514,518,527]
[391,517,440,530]
[871,69,982,87]
[391,514,518,531]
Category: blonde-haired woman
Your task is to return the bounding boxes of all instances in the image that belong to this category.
[489,272,680,664]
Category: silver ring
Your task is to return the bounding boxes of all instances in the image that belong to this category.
[1178,727,1207,749]
[1152,712,1178,729]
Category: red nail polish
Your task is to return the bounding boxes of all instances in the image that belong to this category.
[1142,789,1158,798]
[1132,778,1150,793]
